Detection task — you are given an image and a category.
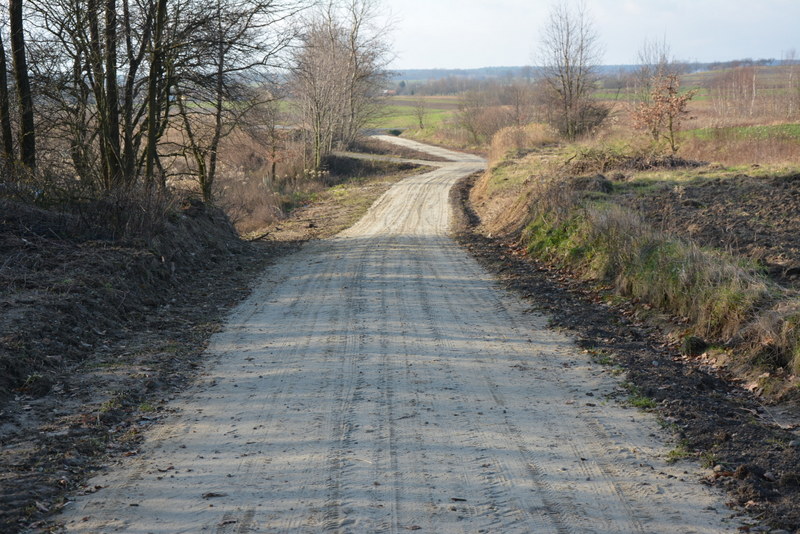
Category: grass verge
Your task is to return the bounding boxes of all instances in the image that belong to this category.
[476,142,800,395]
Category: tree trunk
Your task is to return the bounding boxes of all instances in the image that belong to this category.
[9,0,35,171]
[0,31,15,170]
[204,4,226,203]
[105,0,122,185]
[145,0,167,186]
[121,0,151,182]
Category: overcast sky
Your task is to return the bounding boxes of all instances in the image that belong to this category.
[379,0,800,70]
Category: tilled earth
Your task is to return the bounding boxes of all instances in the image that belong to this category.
[619,171,800,289]
[452,174,800,533]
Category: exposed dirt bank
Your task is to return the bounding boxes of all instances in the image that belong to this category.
[618,171,800,289]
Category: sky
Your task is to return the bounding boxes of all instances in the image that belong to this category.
[379,0,800,70]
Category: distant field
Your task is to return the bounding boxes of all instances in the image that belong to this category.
[370,96,458,129]
[387,95,461,109]
[684,123,800,141]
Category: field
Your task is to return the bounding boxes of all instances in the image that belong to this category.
[368,95,459,130]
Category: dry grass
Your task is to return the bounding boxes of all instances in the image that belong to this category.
[680,135,800,166]
[488,124,559,164]
[216,173,283,235]
[595,96,800,167]
[404,122,477,150]
[743,300,800,375]
[472,131,800,391]
[521,182,771,339]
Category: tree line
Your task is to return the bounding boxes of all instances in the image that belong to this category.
[0,0,389,209]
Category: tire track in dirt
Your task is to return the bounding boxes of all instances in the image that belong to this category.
[57,137,744,533]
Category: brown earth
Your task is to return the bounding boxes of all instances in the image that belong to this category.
[452,173,800,533]
[0,159,418,532]
[617,171,800,289]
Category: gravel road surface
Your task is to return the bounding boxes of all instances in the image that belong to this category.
[59,138,741,533]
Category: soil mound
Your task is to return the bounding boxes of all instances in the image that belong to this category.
[0,198,250,400]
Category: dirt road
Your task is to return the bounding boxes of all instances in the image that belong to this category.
[59,138,742,533]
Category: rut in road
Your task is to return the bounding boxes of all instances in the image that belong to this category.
[58,137,742,533]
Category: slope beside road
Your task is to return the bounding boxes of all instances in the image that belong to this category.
[57,138,744,533]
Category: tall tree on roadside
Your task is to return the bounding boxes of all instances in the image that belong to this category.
[104,0,121,185]
[144,0,168,187]
[337,0,390,147]
[9,0,35,170]
[0,30,15,169]
[172,0,302,202]
[537,1,604,140]
[291,0,390,172]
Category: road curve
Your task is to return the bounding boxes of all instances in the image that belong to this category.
[59,137,740,533]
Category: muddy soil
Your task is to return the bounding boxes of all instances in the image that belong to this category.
[619,171,800,289]
[452,174,800,533]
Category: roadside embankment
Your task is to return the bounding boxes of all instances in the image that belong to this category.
[452,127,800,531]
[0,155,420,532]
[468,131,800,401]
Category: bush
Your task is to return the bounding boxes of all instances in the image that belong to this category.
[547,101,610,139]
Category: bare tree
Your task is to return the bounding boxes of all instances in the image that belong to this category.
[10,0,35,170]
[7,0,311,212]
[633,37,677,103]
[0,29,15,169]
[456,89,490,145]
[338,0,391,147]
[501,81,535,127]
[783,49,799,119]
[28,0,182,189]
[413,97,426,129]
[709,66,758,120]
[291,0,391,172]
[144,0,168,186]
[172,0,301,201]
[536,1,604,139]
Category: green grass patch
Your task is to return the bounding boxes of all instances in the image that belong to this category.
[622,382,658,410]
[368,104,454,130]
[666,442,693,464]
[699,451,718,469]
[684,123,800,142]
[593,353,616,366]
[138,402,157,413]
